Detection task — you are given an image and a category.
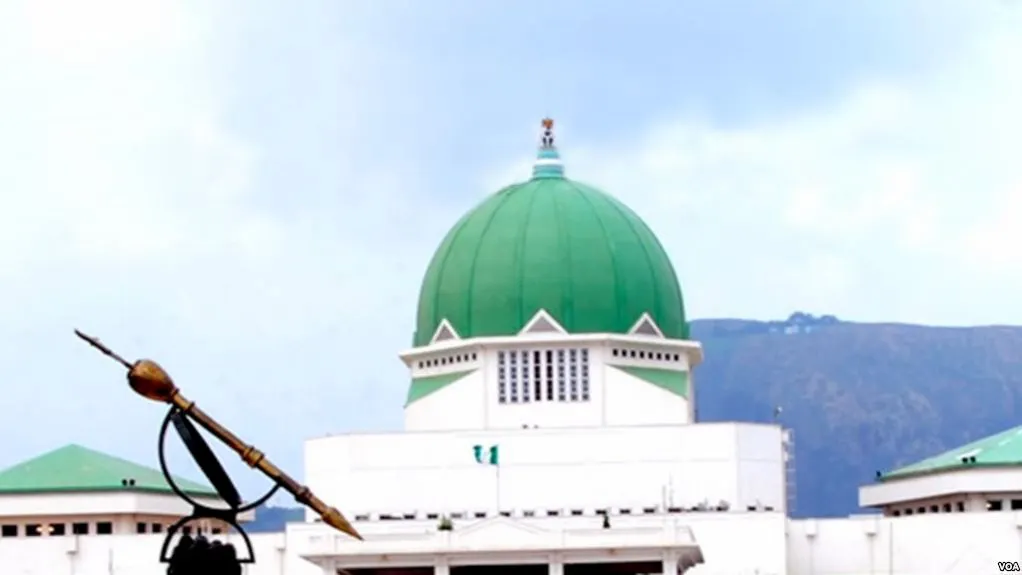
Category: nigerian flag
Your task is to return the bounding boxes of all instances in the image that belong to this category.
[473,444,499,465]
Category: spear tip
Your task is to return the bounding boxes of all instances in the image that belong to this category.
[74,329,134,370]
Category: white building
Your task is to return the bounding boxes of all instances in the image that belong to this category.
[1,122,1020,574]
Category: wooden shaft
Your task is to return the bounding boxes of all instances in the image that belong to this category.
[173,395,362,540]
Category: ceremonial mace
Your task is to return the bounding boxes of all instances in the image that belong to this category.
[75,330,362,563]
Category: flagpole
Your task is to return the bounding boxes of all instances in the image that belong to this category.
[495,464,501,512]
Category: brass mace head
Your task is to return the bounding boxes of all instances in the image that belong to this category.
[127,359,178,404]
[74,330,178,404]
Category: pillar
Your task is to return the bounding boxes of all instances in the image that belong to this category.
[435,557,450,575]
[548,558,564,575]
[966,494,987,512]
[661,551,678,575]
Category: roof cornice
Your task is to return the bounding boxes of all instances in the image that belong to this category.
[399,333,703,366]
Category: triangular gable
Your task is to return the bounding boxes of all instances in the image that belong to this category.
[628,313,664,337]
[430,319,461,344]
[519,309,567,335]
[611,365,688,398]
[406,370,476,405]
[0,444,216,496]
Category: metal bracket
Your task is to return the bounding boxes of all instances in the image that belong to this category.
[156,406,281,564]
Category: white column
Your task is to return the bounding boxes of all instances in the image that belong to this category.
[661,550,679,575]
[548,559,564,575]
[966,493,987,512]
[435,557,450,575]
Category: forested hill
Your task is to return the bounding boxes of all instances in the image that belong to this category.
[693,313,1022,517]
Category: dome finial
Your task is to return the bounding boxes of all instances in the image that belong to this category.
[533,118,564,179]
[541,118,555,148]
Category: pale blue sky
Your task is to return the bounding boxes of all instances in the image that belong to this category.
[1,1,1020,498]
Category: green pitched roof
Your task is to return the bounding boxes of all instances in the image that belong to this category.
[407,370,476,405]
[413,145,687,348]
[611,365,689,398]
[881,425,1022,481]
[0,444,217,497]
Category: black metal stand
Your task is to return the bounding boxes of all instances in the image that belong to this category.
[166,534,244,575]
[156,406,281,568]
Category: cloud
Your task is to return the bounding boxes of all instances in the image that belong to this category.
[961,187,1022,271]
[0,0,254,268]
[0,0,459,346]
[20,0,184,67]
[483,9,1022,325]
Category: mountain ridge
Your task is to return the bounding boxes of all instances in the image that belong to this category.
[692,314,1022,516]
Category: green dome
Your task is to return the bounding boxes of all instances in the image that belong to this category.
[413,138,688,347]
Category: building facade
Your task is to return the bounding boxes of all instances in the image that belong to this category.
[1,121,1021,574]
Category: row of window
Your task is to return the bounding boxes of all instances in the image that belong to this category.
[1,521,109,537]
[0,521,222,537]
[891,501,965,516]
[892,498,1022,517]
[417,352,478,369]
[987,498,1022,511]
[497,349,591,404]
[350,503,775,522]
[611,348,681,362]
[414,348,683,372]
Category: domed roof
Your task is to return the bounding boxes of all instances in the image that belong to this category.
[413,121,687,347]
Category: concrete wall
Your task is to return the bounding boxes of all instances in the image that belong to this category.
[304,422,786,517]
[405,369,488,430]
[603,364,690,427]
[0,491,221,518]
[0,531,317,575]
[787,512,1022,574]
[685,512,787,574]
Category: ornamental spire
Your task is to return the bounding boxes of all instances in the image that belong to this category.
[541,118,555,148]
[532,118,565,179]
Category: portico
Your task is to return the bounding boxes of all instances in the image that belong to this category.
[295,516,704,575]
